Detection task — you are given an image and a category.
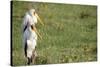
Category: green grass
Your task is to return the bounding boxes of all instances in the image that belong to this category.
[12,1,97,66]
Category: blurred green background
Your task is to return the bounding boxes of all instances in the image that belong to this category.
[12,1,97,66]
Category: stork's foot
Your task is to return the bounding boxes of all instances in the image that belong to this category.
[27,57,31,65]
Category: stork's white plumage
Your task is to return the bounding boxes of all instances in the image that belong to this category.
[22,9,43,65]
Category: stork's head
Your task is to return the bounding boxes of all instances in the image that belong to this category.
[29,9,35,16]
[29,9,44,26]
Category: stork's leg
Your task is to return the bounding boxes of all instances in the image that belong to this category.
[33,51,37,64]
[27,57,31,65]
[24,43,31,65]
[31,49,37,64]
[34,50,37,58]
[24,42,27,57]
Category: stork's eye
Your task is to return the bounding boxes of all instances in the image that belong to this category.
[34,12,36,15]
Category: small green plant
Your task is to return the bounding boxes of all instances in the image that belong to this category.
[35,56,48,64]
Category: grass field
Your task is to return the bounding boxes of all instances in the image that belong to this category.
[12,1,97,66]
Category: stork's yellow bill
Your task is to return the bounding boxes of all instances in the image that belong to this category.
[35,13,44,26]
